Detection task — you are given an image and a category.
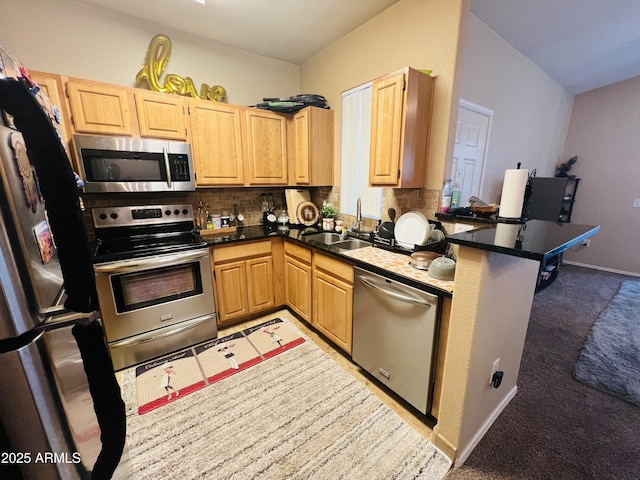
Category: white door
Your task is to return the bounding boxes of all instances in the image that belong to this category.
[452,100,492,205]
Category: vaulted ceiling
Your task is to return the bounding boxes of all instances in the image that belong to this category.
[79,0,640,95]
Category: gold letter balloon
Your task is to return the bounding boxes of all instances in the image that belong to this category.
[136,34,227,102]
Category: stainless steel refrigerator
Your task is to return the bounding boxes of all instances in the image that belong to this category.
[0,47,127,479]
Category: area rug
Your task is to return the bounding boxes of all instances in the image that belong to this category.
[134,318,305,414]
[121,322,452,479]
[574,279,640,406]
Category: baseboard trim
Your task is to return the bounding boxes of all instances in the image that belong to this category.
[563,261,640,278]
[453,385,518,467]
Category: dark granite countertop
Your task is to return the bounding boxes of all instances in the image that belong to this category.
[200,225,322,247]
[445,219,600,262]
[435,212,497,225]
[201,225,452,297]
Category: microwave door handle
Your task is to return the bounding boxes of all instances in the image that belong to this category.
[163,147,172,188]
[93,249,207,274]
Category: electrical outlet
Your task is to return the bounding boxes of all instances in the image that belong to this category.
[582,239,591,247]
[633,198,640,208]
[490,358,500,385]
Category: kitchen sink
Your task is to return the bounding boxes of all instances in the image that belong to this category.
[302,232,371,251]
[333,239,371,250]
[303,232,343,244]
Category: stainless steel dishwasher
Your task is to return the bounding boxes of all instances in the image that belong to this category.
[352,267,440,415]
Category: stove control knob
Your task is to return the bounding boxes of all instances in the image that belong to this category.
[174,209,180,216]
[99,213,108,220]
[182,208,188,215]
[110,213,118,220]
[165,210,171,216]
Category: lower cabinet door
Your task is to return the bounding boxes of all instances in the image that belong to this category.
[246,255,275,313]
[284,254,312,322]
[313,270,353,353]
[214,260,249,324]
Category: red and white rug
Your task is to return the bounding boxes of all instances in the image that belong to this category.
[134,318,305,414]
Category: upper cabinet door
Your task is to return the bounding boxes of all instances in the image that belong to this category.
[291,107,334,186]
[292,110,311,184]
[189,100,245,186]
[369,67,434,188]
[245,109,287,185]
[66,80,136,136]
[135,91,187,140]
[369,71,405,185]
[28,71,72,159]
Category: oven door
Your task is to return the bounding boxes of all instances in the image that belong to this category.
[94,248,215,343]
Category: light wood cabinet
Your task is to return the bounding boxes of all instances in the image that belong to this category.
[289,107,334,186]
[245,108,288,185]
[66,79,138,136]
[212,241,275,326]
[213,260,249,322]
[312,251,354,353]
[54,74,331,187]
[189,100,245,186]
[283,242,312,322]
[134,91,187,140]
[369,66,434,188]
[29,71,72,160]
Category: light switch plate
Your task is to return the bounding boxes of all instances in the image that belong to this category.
[633,198,640,208]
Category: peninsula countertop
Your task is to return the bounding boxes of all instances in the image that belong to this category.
[445,219,600,261]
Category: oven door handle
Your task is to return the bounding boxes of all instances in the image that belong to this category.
[108,313,216,348]
[93,249,208,274]
[358,274,435,307]
[163,147,172,188]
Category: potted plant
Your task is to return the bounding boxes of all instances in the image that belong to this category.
[320,204,338,231]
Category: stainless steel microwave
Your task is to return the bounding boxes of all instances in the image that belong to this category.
[72,134,195,193]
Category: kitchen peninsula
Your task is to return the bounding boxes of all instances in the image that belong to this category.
[203,219,599,466]
[433,219,599,465]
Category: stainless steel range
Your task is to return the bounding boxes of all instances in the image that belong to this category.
[92,204,217,371]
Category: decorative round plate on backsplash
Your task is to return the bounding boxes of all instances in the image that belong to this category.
[296,201,319,226]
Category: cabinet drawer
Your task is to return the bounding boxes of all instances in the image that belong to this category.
[313,251,353,284]
[213,240,272,263]
[284,241,312,264]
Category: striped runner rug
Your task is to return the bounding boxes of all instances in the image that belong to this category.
[120,321,452,479]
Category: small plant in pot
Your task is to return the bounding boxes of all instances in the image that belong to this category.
[320,204,338,231]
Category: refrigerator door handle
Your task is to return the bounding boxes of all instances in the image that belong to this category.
[42,311,98,331]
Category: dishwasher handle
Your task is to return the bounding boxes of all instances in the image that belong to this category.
[357,273,436,307]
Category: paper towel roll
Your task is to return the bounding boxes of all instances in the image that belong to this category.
[498,169,528,219]
[494,223,520,247]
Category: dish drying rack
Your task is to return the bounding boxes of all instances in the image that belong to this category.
[372,233,447,255]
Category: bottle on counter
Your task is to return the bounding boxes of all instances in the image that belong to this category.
[440,179,452,213]
[195,201,205,230]
[451,174,462,210]
[206,211,213,230]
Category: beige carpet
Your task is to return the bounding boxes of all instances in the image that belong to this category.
[121,322,451,479]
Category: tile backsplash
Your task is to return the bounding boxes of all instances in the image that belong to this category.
[81,185,441,241]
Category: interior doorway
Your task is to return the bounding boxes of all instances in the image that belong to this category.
[452,100,493,205]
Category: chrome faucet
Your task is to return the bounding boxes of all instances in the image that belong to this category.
[354,197,362,232]
[351,197,374,239]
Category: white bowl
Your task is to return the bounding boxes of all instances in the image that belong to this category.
[428,256,456,281]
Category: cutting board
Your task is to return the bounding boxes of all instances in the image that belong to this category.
[285,189,312,224]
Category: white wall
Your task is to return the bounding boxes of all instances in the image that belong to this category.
[561,77,640,275]
[0,0,299,106]
[300,0,469,193]
[458,14,574,204]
